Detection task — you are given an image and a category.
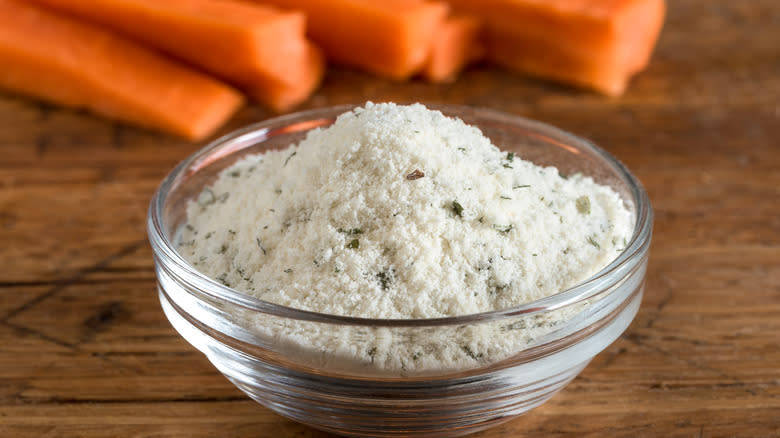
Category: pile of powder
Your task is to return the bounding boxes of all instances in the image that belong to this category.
[176,102,633,319]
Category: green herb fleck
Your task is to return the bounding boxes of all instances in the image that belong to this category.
[218,244,228,254]
[451,200,464,218]
[216,273,230,287]
[256,238,266,255]
[576,196,591,215]
[338,227,363,235]
[501,320,527,332]
[493,224,513,234]
[502,152,515,168]
[457,147,466,152]
[377,270,392,290]
[367,347,377,362]
[461,344,483,361]
[489,283,511,296]
[347,238,360,249]
[284,151,297,166]
[513,184,531,189]
[229,170,241,178]
[587,236,601,249]
[284,268,293,274]
[500,195,512,200]
[334,267,342,273]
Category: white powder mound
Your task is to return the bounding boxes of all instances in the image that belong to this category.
[177,102,633,320]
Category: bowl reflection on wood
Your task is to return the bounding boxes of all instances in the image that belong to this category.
[148,105,653,437]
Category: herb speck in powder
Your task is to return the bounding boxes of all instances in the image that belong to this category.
[451,201,464,218]
[576,196,591,215]
[406,169,425,180]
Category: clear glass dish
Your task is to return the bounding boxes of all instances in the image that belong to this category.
[148,104,653,437]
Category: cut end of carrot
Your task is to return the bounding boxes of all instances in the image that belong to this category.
[395,1,451,79]
[619,0,667,75]
[177,87,245,141]
[246,41,325,112]
[421,15,482,83]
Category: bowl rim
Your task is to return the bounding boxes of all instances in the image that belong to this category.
[148,103,653,327]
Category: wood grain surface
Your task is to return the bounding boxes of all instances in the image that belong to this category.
[1,0,778,436]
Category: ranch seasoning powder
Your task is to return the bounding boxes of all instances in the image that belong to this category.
[177,102,633,321]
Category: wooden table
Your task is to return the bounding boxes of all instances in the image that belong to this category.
[1,1,778,436]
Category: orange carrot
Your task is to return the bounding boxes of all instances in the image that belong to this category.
[421,15,482,83]
[28,0,324,110]
[0,0,243,141]
[447,0,666,95]
[247,42,325,113]
[254,0,449,79]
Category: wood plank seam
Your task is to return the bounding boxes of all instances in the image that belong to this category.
[0,239,147,323]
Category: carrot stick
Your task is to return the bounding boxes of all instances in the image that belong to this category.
[253,0,449,79]
[447,0,666,95]
[421,15,482,83]
[0,0,243,141]
[247,42,325,113]
[28,0,324,110]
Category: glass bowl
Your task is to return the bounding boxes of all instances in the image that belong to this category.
[148,104,653,437]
